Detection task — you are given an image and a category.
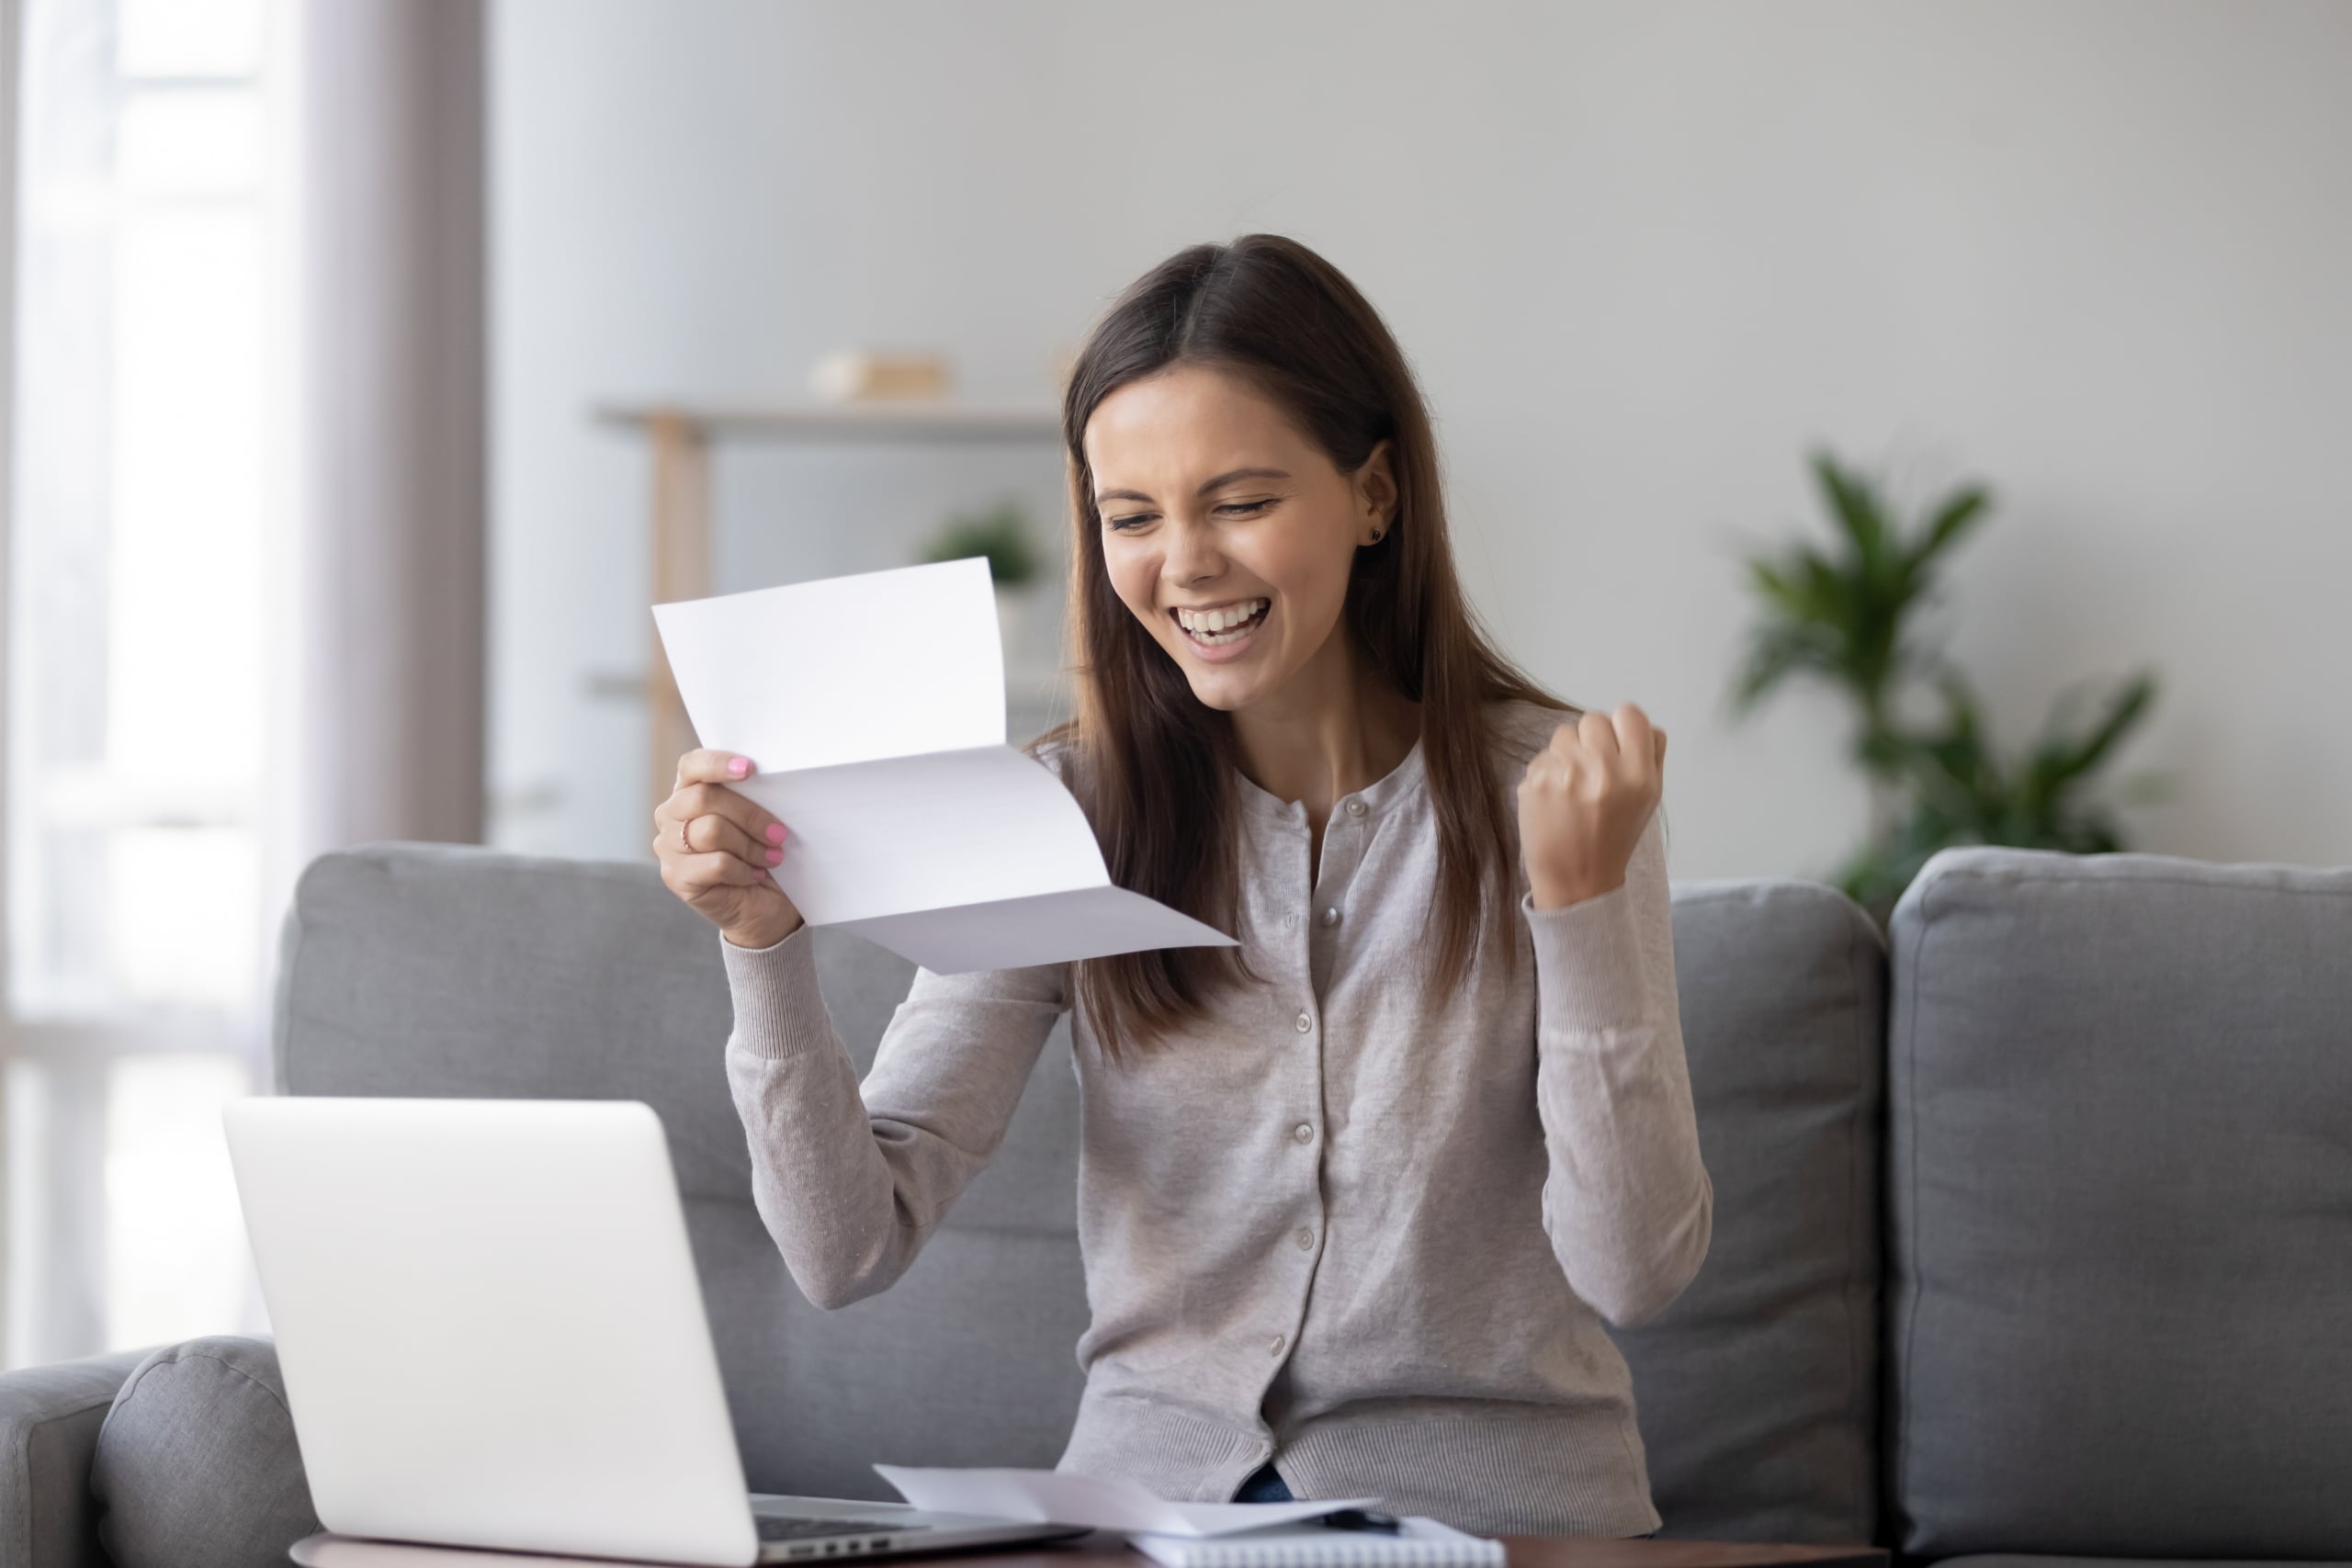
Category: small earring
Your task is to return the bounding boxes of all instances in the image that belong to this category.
[1368,528,1385,544]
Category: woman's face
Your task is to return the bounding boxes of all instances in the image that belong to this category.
[1084,363,1394,714]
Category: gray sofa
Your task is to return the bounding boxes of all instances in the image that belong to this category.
[4,841,2347,1568]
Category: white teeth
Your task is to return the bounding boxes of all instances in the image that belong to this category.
[1176,598,1268,636]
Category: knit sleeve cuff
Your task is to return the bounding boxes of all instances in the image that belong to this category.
[1522,883,1660,1037]
[719,923,836,1061]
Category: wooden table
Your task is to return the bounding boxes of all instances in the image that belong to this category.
[925,1534,1888,1568]
[293,1530,1887,1568]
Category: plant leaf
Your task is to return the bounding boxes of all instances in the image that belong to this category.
[1811,451,1888,570]
[2054,670,2158,779]
[1911,485,1990,575]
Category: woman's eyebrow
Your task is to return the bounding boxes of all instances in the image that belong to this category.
[1096,467,1292,506]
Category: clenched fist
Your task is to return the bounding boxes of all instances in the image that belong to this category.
[1518,703,1668,911]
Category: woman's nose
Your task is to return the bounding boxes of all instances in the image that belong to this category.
[1159,518,1223,584]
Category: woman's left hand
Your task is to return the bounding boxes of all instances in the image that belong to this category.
[1519,703,1668,910]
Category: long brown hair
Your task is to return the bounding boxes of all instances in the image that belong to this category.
[1041,234,1571,1056]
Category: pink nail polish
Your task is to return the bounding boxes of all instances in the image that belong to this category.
[765,823,785,843]
[728,758,749,777]
[752,866,767,878]
[765,848,783,864]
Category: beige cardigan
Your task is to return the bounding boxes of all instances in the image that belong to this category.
[718,699,1712,1538]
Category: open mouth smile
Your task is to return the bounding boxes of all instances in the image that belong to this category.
[1170,597,1271,657]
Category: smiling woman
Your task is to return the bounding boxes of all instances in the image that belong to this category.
[1048,235,1603,1053]
[1091,378,1372,692]
[674,233,1708,1537]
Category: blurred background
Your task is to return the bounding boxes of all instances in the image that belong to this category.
[1,0,2346,1370]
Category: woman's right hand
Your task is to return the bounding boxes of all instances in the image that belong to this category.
[653,750,805,949]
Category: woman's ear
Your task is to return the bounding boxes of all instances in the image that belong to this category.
[1356,439,1399,537]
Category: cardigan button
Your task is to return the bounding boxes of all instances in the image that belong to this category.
[1293,1122,1316,1144]
[1268,1334,1286,1356]
[1344,798,1367,818]
[1295,1010,1312,1032]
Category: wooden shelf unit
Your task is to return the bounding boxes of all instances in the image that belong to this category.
[596,401,1066,821]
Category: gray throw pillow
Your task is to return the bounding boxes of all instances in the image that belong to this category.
[90,1336,322,1568]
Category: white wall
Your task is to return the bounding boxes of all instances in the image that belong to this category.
[489,0,2352,882]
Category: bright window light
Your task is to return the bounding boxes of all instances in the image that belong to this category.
[6,0,282,1367]
[105,1054,261,1352]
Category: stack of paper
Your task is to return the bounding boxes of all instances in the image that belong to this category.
[652,559,1238,974]
[1127,1519,1506,1568]
[873,1463,1381,1536]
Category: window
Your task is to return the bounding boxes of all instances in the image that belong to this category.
[3,0,280,1368]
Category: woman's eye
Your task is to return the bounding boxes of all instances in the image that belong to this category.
[1105,499,1272,531]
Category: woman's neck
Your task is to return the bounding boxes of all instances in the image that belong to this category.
[1229,629,1421,834]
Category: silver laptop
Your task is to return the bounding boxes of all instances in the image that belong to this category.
[223,1097,1089,1567]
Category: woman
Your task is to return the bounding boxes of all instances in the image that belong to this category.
[652,234,1711,1539]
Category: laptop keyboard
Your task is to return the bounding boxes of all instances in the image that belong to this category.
[755,1517,933,1543]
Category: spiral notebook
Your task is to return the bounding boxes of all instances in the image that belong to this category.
[872,1464,1505,1568]
[1127,1517,1506,1568]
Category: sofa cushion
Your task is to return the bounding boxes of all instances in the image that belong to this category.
[1888,848,2352,1558]
[0,1345,153,1568]
[89,1336,321,1568]
[1610,878,1886,1544]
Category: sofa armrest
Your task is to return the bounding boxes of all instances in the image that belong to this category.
[1,1347,160,1568]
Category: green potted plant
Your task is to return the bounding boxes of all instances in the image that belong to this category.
[1728,450,2166,919]
[919,500,1051,670]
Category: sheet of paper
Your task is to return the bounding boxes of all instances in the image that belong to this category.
[832,885,1242,975]
[873,1465,1383,1537]
[652,559,1238,974]
[725,748,1107,924]
[652,558,1006,771]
